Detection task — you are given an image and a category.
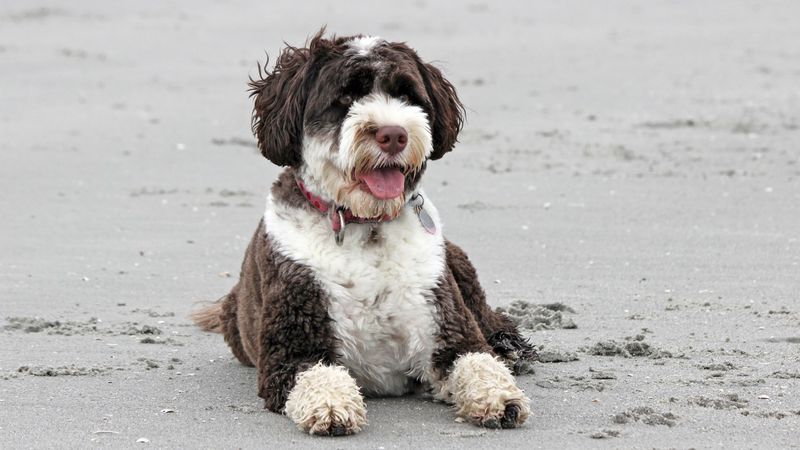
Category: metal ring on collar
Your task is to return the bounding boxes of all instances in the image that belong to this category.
[334,208,346,246]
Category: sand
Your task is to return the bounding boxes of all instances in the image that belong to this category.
[1,0,799,448]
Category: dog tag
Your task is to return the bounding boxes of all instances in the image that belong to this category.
[412,194,436,235]
[417,208,436,234]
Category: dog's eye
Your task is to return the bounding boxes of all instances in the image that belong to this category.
[398,94,410,103]
[338,95,353,106]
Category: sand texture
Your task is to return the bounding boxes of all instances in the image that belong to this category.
[1,0,799,448]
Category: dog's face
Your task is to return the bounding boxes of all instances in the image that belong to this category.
[249,31,464,218]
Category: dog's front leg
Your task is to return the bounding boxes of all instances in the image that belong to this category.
[284,362,367,436]
[431,272,531,429]
[259,352,367,436]
[444,352,530,429]
[256,268,366,436]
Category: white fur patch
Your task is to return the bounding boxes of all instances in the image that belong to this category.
[339,93,433,168]
[264,190,444,396]
[285,363,367,435]
[297,136,339,204]
[298,93,432,219]
[444,353,530,427]
[347,35,383,56]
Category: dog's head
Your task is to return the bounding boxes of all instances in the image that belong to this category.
[249,30,464,218]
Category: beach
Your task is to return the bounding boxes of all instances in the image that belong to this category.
[1,1,799,448]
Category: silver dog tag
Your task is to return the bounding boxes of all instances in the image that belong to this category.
[417,208,436,234]
[412,194,436,235]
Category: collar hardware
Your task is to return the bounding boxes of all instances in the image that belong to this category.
[296,177,397,245]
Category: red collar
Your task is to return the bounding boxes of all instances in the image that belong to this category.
[295,178,395,245]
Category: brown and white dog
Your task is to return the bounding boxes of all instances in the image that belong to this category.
[193,30,536,436]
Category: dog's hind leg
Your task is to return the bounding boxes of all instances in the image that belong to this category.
[192,293,252,367]
[443,240,537,372]
[220,291,254,367]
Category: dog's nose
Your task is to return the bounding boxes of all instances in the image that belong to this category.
[375,126,408,155]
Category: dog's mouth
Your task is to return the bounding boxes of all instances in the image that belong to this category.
[355,165,406,200]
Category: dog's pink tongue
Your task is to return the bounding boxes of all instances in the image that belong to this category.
[359,167,406,199]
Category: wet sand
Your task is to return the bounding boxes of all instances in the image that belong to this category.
[1,0,799,448]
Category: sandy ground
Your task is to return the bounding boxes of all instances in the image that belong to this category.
[2,0,800,448]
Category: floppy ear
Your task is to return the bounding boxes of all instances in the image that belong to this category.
[249,44,313,166]
[416,62,465,160]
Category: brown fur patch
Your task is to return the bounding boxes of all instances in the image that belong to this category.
[271,168,311,211]
[430,269,493,377]
[387,43,465,160]
[445,240,537,372]
[445,241,519,338]
[210,216,338,412]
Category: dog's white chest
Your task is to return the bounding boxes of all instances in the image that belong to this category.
[265,195,444,396]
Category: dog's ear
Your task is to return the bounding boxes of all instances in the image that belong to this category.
[416,61,465,160]
[249,38,319,166]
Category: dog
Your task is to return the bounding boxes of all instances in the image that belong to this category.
[193,30,536,436]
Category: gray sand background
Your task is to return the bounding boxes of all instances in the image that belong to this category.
[1,0,799,448]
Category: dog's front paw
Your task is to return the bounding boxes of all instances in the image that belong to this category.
[285,363,367,436]
[446,352,531,429]
[469,398,528,429]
